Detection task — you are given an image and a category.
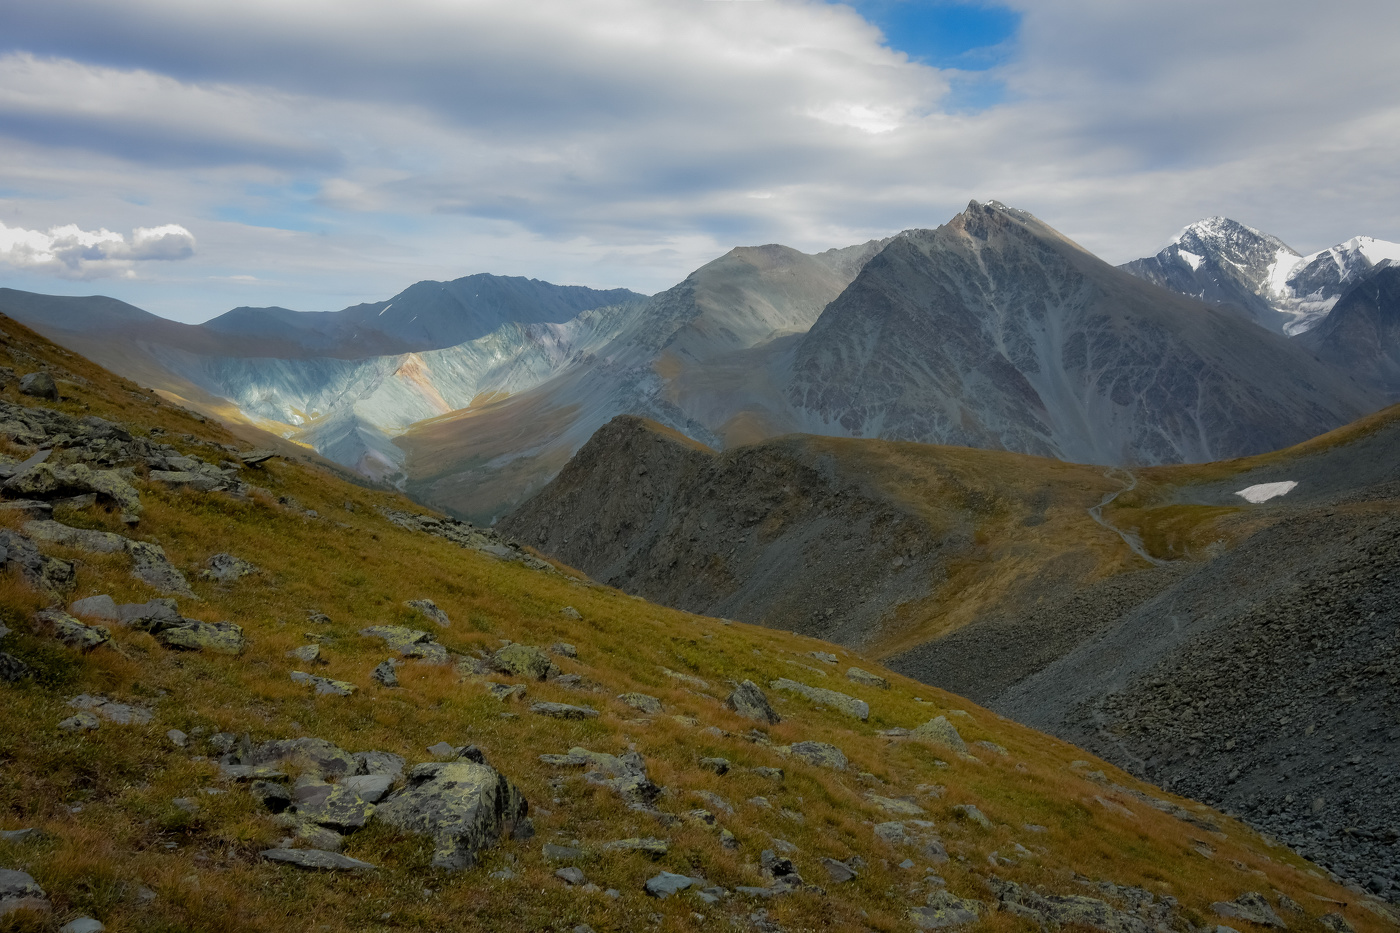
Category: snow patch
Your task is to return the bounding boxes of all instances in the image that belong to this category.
[1177,249,1204,271]
[1235,481,1298,504]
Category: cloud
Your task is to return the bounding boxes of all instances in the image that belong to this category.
[0,219,195,277]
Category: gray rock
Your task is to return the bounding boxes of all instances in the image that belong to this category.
[0,829,41,843]
[115,598,181,628]
[155,619,247,654]
[549,641,579,658]
[427,741,463,758]
[810,651,839,664]
[531,702,599,720]
[559,606,582,620]
[261,848,377,871]
[286,644,322,664]
[199,552,261,583]
[952,804,991,828]
[820,857,858,883]
[127,540,194,597]
[43,611,111,652]
[18,372,58,400]
[289,671,356,696]
[490,643,560,680]
[60,916,105,933]
[297,783,376,832]
[1212,893,1285,928]
[0,867,50,917]
[868,793,925,816]
[0,652,31,683]
[406,599,450,628]
[726,680,779,724]
[353,751,405,778]
[373,760,529,870]
[770,677,869,721]
[603,837,669,857]
[910,891,985,929]
[371,659,399,688]
[555,866,587,885]
[912,716,968,754]
[59,711,101,732]
[67,694,152,725]
[543,843,582,862]
[358,625,449,663]
[250,780,292,813]
[846,666,890,688]
[699,757,731,775]
[487,683,527,702]
[750,766,784,781]
[1319,914,1356,933]
[788,741,848,770]
[0,528,74,596]
[618,692,663,714]
[644,872,699,898]
[70,595,120,620]
[254,737,357,777]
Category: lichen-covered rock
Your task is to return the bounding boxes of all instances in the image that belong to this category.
[699,757,730,775]
[43,611,111,651]
[846,666,890,688]
[68,694,152,725]
[867,793,925,816]
[297,782,376,832]
[253,737,357,778]
[913,716,968,754]
[726,679,779,724]
[910,891,985,929]
[1212,893,1285,929]
[770,677,870,721]
[490,643,559,680]
[371,659,400,687]
[618,692,662,714]
[644,872,700,898]
[787,741,848,770]
[531,701,598,719]
[374,760,529,870]
[24,519,127,553]
[353,751,406,778]
[360,625,449,663]
[200,552,261,583]
[290,670,357,696]
[156,620,246,654]
[18,371,58,400]
[0,867,51,917]
[58,711,101,732]
[603,837,669,857]
[406,599,450,627]
[0,652,30,682]
[261,848,376,871]
[127,540,194,597]
[286,644,322,664]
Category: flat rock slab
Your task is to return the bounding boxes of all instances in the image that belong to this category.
[290,671,356,696]
[531,702,598,719]
[254,737,357,777]
[770,678,869,721]
[787,741,848,770]
[68,693,152,725]
[491,643,559,680]
[157,620,246,654]
[374,760,528,870]
[360,625,449,663]
[406,599,450,628]
[618,692,662,714]
[261,848,376,871]
[644,872,700,898]
[846,666,890,688]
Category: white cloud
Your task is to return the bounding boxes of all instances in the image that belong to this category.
[0,219,195,278]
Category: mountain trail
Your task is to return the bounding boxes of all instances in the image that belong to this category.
[1087,468,1170,567]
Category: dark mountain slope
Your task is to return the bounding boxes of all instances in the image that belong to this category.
[788,201,1383,466]
[1298,262,1400,394]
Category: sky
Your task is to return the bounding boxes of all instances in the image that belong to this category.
[0,0,1398,323]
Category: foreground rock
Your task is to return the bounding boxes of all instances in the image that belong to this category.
[359,625,449,663]
[726,680,779,724]
[261,848,377,872]
[542,746,661,810]
[200,552,261,583]
[912,716,968,754]
[770,677,869,721]
[374,759,530,869]
[0,867,50,917]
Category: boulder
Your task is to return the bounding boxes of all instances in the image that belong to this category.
[353,751,406,778]
[373,760,529,870]
[531,701,599,719]
[18,372,58,400]
[200,553,261,583]
[1212,893,1285,929]
[910,891,985,929]
[261,848,376,871]
[297,783,376,832]
[770,678,869,721]
[820,857,858,883]
[699,757,731,775]
[360,625,449,663]
[726,680,780,724]
[23,520,127,554]
[290,671,357,696]
[0,529,74,595]
[788,741,848,770]
[912,716,968,754]
[250,780,292,813]
[406,599,450,628]
[44,611,111,652]
[254,737,357,778]
[70,594,119,620]
[342,774,395,803]
[0,652,31,682]
[644,872,699,898]
[490,643,559,680]
[618,692,662,714]
[0,867,51,917]
[156,620,246,654]
[371,659,399,687]
[846,666,890,689]
[127,540,195,597]
[868,794,925,816]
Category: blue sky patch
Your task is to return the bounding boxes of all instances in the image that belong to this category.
[840,0,1020,70]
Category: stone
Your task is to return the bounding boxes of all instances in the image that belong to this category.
[661,667,709,689]
[0,528,74,595]
[750,767,784,781]
[693,789,734,816]
[60,916,105,933]
[846,666,890,688]
[868,794,925,816]
[250,780,292,813]
[59,711,101,731]
[297,783,376,832]
[46,612,111,652]
[618,692,663,714]
[24,520,128,554]
[487,683,527,702]
[699,757,731,775]
[287,644,322,664]
[428,742,464,758]
[200,552,261,583]
[254,737,357,777]
[68,694,152,725]
[373,760,529,870]
[788,741,848,770]
[490,643,560,680]
[645,872,700,898]
[543,843,582,862]
[952,804,991,828]
[360,625,449,663]
[0,867,50,917]
[555,867,587,885]
[289,671,356,696]
[0,829,41,844]
[726,680,780,724]
[353,751,406,778]
[127,540,195,597]
[549,641,578,658]
[115,598,182,628]
[371,659,399,687]
[770,678,869,721]
[18,372,58,400]
[909,891,985,929]
[973,741,1008,757]
[603,837,669,857]
[912,716,968,754]
[70,595,120,620]
[989,878,1165,933]
[156,620,247,654]
[820,857,858,883]
[531,702,599,719]
[406,599,451,628]
[559,606,582,620]
[261,848,376,871]
[1212,893,1285,928]
[1319,914,1356,933]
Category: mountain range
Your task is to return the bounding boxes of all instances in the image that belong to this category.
[4,202,1399,522]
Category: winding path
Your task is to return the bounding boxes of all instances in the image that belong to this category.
[1087,468,1170,567]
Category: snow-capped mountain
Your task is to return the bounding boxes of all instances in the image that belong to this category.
[1121,218,1400,335]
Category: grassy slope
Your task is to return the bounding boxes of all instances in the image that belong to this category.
[0,314,1384,933]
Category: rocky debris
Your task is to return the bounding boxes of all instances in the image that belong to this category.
[485,683,525,702]
[0,528,74,595]
[770,677,869,721]
[156,620,247,654]
[252,737,358,778]
[200,553,261,583]
[0,867,51,917]
[699,757,730,775]
[543,843,582,862]
[290,671,357,697]
[5,461,142,523]
[786,741,847,770]
[18,371,58,400]
[261,848,377,871]
[1212,892,1285,928]
[910,890,986,929]
[359,625,449,663]
[846,666,890,688]
[67,694,152,725]
[874,821,949,863]
[490,643,560,680]
[726,680,779,724]
[0,652,31,682]
[371,659,400,687]
[127,540,194,597]
[40,610,111,651]
[693,790,734,817]
[990,878,1180,933]
[913,716,968,754]
[618,692,662,714]
[603,837,669,857]
[549,642,578,658]
[59,711,101,731]
[531,701,599,720]
[406,599,450,628]
[542,746,661,810]
[378,508,552,571]
[374,759,530,870]
[1320,914,1356,933]
[645,872,700,898]
[868,794,925,816]
[751,766,784,781]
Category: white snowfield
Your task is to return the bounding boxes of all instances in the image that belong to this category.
[1235,481,1298,503]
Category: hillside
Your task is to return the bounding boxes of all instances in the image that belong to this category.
[0,314,1389,933]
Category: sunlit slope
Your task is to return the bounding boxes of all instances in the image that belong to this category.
[0,314,1389,932]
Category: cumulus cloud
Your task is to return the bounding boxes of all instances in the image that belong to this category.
[0,220,195,277]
